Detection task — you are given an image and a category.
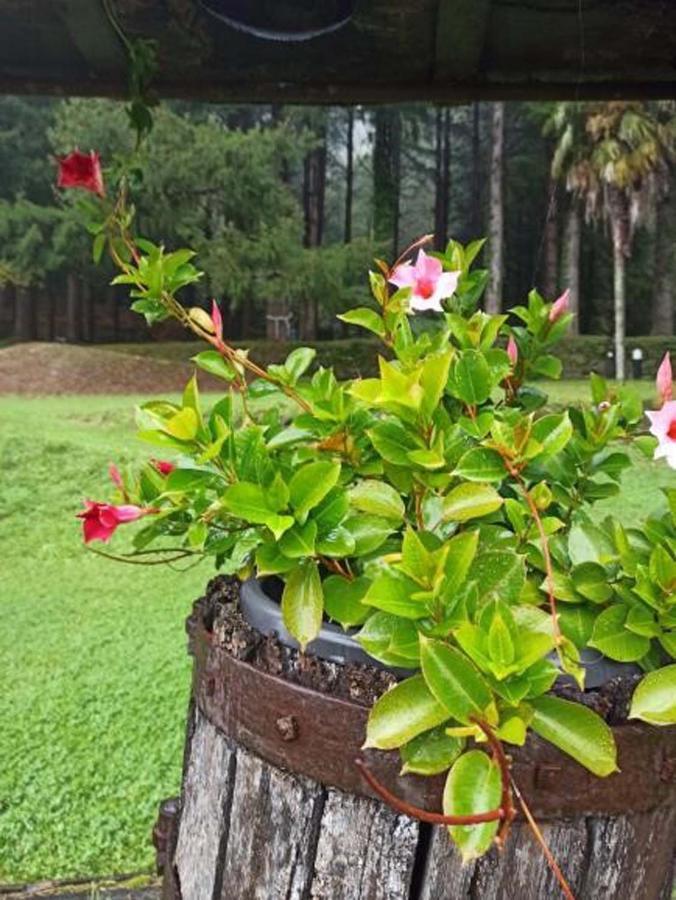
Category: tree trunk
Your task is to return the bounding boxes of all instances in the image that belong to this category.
[109,285,119,341]
[563,201,581,335]
[14,285,36,341]
[652,192,674,335]
[542,176,559,299]
[344,107,354,244]
[81,281,94,342]
[485,102,504,313]
[301,125,327,340]
[65,273,81,343]
[613,240,627,381]
[373,108,401,257]
[471,102,481,238]
[433,108,451,251]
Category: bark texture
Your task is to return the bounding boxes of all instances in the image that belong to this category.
[564,201,581,335]
[168,705,676,900]
[485,101,504,314]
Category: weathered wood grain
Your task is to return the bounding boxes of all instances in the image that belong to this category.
[174,711,234,900]
[310,789,419,899]
[220,746,325,900]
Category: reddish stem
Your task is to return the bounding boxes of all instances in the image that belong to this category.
[472,718,516,847]
[354,758,504,826]
[509,775,576,900]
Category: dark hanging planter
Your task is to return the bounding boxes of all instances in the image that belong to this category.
[199,0,357,42]
[156,577,676,900]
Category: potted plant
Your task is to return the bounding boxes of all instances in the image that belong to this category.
[62,150,676,899]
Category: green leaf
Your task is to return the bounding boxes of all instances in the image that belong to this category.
[531,413,573,457]
[400,726,464,775]
[420,637,495,725]
[278,520,317,558]
[289,461,341,522]
[191,350,236,381]
[454,448,505,483]
[315,526,356,557]
[284,347,316,383]
[349,480,404,521]
[368,420,424,466]
[442,531,479,597]
[629,666,676,725]
[571,562,613,604]
[357,612,419,667]
[281,560,323,650]
[450,350,493,405]
[365,675,449,750]
[222,482,293,540]
[255,542,297,575]
[443,751,501,860]
[163,407,198,441]
[363,571,427,619]
[530,696,618,776]
[442,483,503,523]
[338,307,386,337]
[589,606,651,662]
[342,515,395,555]
[323,575,370,627]
[469,550,525,605]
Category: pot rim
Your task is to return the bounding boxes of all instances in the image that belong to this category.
[239,576,641,689]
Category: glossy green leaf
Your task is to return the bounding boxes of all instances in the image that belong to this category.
[450,350,493,405]
[368,420,424,466]
[342,515,395,555]
[589,606,651,662]
[278,520,317,558]
[400,726,464,775]
[454,448,505,483]
[349,480,405,521]
[443,751,501,860]
[531,413,573,456]
[338,306,386,337]
[281,560,323,650]
[420,637,494,724]
[442,483,503,523]
[363,571,427,619]
[222,482,294,540]
[530,696,618,776]
[323,575,370,627]
[191,350,236,381]
[289,461,341,522]
[365,675,449,750]
[629,666,676,725]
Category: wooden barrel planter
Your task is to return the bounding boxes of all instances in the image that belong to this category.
[157,577,676,900]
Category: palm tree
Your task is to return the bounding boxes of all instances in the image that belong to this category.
[546,101,676,379]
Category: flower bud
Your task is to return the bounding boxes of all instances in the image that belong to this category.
[549,288,570,323]
[188,306,216,335]
[656,352,673,404]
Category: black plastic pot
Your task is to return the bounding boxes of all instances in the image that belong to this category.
[200,0,356,42]
[240,576,641,688]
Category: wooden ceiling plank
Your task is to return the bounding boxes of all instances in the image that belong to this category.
[434,0,492,82]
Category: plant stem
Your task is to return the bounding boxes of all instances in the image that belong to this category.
[354,758,504,825]
[509,775,577,900]
[472,717,516,847]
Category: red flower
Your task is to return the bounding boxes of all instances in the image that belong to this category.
[152,459,176,476]
[77,501,149,544]
[506,335,518,366]
[57,150,104,197]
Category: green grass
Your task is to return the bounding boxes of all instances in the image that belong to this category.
[0,383,672,883]
[0,395,211,883]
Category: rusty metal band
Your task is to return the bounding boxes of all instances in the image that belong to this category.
[190,619,676,819]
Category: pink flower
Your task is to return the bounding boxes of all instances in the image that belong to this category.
[211,300,223,344]
[109,463,124,489]
[656,352,673,403]
[645,401,676,469]
[388,249,459,313]
[77,501,150,544]
[549,288,570,323]
[57,150,104,197]
[152,459,176,476]
[507,335,518,366]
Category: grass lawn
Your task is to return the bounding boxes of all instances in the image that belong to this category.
[0,395,212,883]
[0,382,672,883]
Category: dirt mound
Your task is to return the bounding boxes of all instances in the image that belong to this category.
[0,342,222,395]
[0,342,197,395]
